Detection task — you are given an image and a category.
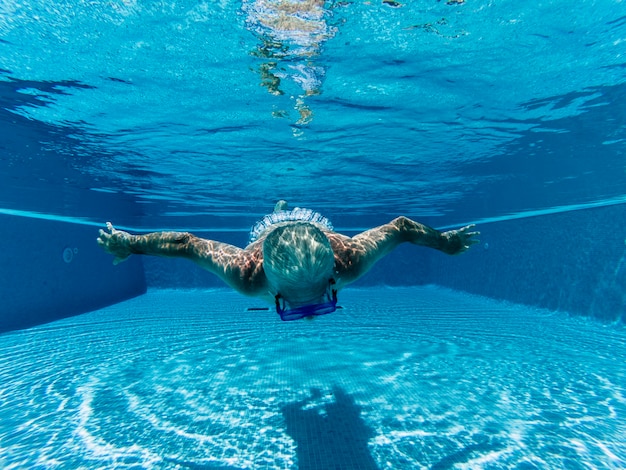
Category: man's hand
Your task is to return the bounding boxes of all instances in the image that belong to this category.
[97,222,134,265]
[441,224,480,255]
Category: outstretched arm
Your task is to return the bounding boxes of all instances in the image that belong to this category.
[97,223,267,296]
[330,216,479,285]
[377,216,479,255]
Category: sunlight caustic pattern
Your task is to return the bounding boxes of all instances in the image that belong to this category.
[0,287,624,469]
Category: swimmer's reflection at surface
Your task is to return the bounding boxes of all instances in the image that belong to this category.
[242,0,466,126]
[243,0,335,125]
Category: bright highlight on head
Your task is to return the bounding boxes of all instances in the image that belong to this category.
[262,222,335,304]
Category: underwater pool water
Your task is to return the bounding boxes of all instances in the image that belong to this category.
[1,286,624,469]
[2,0,626,468]
[2,0,625,229]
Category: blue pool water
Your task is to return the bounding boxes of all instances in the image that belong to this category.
[1,287,625,469]
[1,0,625,229]
[2,0,626,468]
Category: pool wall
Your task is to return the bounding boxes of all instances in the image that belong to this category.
[0,214,146,332]
[143,204,625,323]
[424,204,626,323]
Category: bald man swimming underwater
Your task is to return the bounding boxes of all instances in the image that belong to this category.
[97,201,479,321]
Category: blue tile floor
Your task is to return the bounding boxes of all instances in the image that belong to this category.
[0,286,624,469]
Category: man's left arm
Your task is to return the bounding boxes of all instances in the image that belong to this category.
[329,217,479,285]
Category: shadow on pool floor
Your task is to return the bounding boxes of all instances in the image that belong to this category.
[281,386,379,470]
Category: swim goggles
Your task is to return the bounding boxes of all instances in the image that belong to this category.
[275,279,338,321]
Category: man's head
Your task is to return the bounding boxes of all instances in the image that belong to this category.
[262,222,335,306]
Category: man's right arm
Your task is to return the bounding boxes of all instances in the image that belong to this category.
[97,223,268,296]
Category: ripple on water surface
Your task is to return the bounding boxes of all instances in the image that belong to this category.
[0,286,624,469]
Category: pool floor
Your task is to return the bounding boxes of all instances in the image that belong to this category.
[0,286,624,469]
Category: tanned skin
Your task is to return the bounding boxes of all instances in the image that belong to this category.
[97,212,479,305]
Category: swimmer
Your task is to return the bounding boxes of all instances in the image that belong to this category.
[97,201,479,321]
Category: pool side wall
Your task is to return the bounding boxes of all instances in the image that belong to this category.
[423,204,625,323]
[0,215,146,332]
